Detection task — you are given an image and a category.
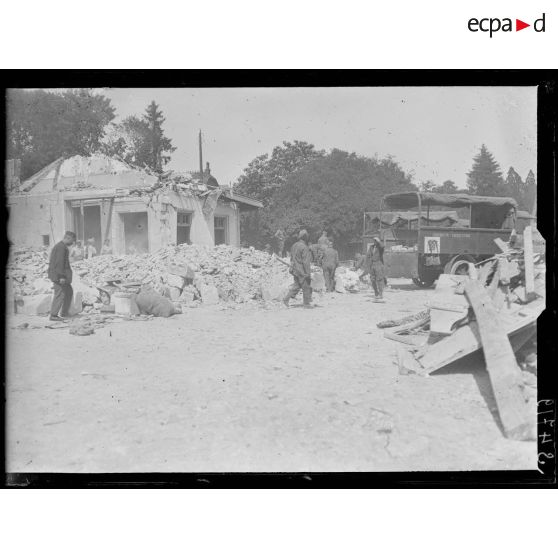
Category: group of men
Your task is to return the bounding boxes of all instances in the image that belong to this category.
[282,228,385,309]
[69,237,112,262]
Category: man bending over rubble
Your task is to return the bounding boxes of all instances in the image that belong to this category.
[283,229,313,308]
[48,231,76,321]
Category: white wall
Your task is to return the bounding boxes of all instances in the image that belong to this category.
[7,189,243,254]
[7,192,66,248]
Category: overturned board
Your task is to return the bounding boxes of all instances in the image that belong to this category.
[463,280,535,440]
[413,299,544,375]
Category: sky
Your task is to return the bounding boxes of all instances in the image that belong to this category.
[102,87,537,188]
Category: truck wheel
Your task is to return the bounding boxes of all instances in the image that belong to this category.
[444,256,475,276]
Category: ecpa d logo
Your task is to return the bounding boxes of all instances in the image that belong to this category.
[468,13,546,37]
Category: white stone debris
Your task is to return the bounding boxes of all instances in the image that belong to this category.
[7,244,293,308]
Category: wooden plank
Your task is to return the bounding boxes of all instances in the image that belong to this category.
[429,304,469,335]
[415,299,544,372]
[464,280,534,440]
[523,225,535,297]
[494,237,509,253]
[428,281,470,335]
[384,331,427,346]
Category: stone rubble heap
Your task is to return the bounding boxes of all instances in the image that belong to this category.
[7,244,294,305]
[6,246,50,296]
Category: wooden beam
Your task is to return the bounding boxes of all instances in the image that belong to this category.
[384,331,427,346]
[464,280,534,440]
[523,225,535,298]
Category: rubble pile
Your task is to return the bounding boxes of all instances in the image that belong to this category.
[334,267,361,293]
[7,244,293,306]
[6,246,50,296]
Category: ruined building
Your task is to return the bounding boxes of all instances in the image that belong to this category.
[7,155,262,254]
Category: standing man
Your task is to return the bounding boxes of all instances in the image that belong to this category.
[85,237,97,259]
[321,241,339,292]
[366,236,386,300]
[48,231,76,321]
[309,242,323,267]
[70,240,84,263]
[283,229,313,308]
[274,228,285,257]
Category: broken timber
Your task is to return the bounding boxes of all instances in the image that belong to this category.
[523,226,535,299]
[463,279,535,440]
[428,274,470,336]
[407,299,543,375]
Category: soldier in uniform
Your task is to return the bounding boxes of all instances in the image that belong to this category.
[283,229,313,308]
[366,236,386,300]
[321,242,339,292]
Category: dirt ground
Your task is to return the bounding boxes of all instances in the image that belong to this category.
[6,279,537,473]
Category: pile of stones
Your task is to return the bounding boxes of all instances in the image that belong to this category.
[7,244,293,306]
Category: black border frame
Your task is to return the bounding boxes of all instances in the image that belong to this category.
[2,70,556,488]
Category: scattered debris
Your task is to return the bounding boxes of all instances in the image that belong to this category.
[384,233,544,441]
[377,309,430,329]
[334,267,361,293]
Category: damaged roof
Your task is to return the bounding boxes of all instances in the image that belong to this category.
[20,155,159,193]
[17,154,263,209]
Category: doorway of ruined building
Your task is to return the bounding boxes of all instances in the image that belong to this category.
[176,211,192,245]
[72,203,102,253]
[120,212,149,254]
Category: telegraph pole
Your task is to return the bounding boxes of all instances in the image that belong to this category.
[198,129,204,183]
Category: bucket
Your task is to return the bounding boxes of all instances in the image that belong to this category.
[113,292,133,315]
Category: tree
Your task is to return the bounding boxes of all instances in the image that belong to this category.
[102,101,175,173]
[420,179,458,194]
[466,144,504,196]
[7,88,116,180]
[439,179,458,193]
[504,166,524,207]
[143,101,175,172]
[102,116,151,168]
[523,170,537,215]
[235,140,325,247]
[419,180,438,192]
[235,140,325,205]
[267,149,415,250]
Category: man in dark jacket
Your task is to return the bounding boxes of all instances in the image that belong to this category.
[48,231,76,321]
[321,242,339,292]
[283,229,313,308]
[365,236,385,300]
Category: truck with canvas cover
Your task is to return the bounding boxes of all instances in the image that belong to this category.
[362,191,518,287]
